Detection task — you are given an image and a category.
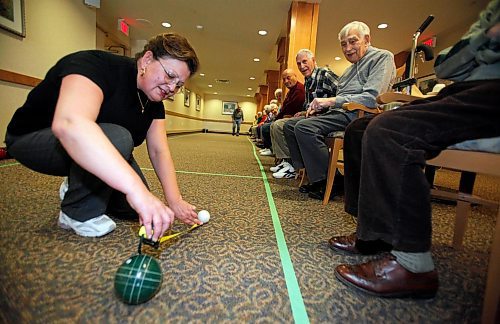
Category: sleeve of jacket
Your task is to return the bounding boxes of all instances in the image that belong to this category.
[276,83,306,119]
[320,70,339,97]
[335,50,395,108]
[434,0,500,81]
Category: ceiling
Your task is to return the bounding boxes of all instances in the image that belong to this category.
[96,0,489,99]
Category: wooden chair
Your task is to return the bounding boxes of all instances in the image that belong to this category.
[295,103,382,203]
[321,103,382,205]
[427,149,500,324]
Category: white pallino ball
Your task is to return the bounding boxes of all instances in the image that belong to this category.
[197,210,210,223]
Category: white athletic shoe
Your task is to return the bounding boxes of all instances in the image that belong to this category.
[260,148,274,156]
[272,163,296,179]
[270,160,286,172]
[58,211,116,237]
[59,177,68,201]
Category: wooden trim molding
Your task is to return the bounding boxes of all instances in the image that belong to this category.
[165,110,251,124]
[166,110,204,121]
[1,70,251,125]
[0,69,41,87]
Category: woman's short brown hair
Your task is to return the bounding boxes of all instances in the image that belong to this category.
[135,33,199,75]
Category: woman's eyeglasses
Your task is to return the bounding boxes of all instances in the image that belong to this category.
[157,59,184,94]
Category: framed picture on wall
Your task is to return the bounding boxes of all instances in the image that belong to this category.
[0,0,26,37]
[196,94,201,111]
[222,101,237,115]
[184,88,191,107]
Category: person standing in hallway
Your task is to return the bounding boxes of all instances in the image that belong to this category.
[5,33,201,240]
[232,105,244,136]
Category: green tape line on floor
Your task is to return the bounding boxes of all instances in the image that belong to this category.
[0,162,20,168]
[248,138,310,324]
[141,167,261,179]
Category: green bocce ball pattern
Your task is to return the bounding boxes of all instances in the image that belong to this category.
[114,254,163,304]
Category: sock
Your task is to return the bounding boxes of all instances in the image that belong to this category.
[391,250,435,273]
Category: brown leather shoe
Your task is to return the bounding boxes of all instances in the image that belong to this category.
[329,233,392,255]
[334,254,439,298]
[329,233,359,254]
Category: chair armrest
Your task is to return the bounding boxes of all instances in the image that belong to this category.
[342,102,381,114]
[376,92,424,104]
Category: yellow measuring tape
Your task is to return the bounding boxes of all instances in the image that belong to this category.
[138,224,200,247]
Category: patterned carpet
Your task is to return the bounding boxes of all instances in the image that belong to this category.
[0,133,498,323]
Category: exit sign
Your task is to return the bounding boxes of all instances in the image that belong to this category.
[118,19,129,36]
[422,36,436,47]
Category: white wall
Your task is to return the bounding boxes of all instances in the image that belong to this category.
[164,90,204,132]
[0,1,257,140]
[0,0,96,141]
[202,95,256,133]
[162,90,257,134]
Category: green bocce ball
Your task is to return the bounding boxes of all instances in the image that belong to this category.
[114,254,163,304]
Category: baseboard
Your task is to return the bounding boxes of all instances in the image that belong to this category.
[166,129,203,136]
[166,129,251,136]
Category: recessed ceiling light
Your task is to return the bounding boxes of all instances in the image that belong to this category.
[208,84,213,88]
[246,94,251,97]
[249,76,256,80]
[196,25,204,30]
[247,87,253,91]
[334,57,341,61]
[253,58,260,62]
[258,30,267,36]
[200,73,205,77]
[214,92,218,95]
[377,23,388,29]
[161,22,172,28]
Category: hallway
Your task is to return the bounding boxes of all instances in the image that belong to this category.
[0,133,497,323]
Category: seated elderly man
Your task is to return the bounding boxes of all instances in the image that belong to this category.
[271,49,339,179]
[259,102,279,156]
[274,88,283,107]
[260,69,305,158]
[283,21,396,200]
[332,0,499,298]
[249,111,263,138]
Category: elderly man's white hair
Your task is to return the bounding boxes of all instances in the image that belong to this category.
[274,88,283,97]
[338,21,371,41]
[270,99,278,105]
[264,104,272,112]
[296,48,315,60]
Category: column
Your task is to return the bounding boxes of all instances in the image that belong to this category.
[285,1,320,84]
